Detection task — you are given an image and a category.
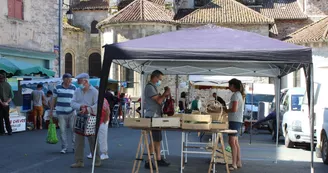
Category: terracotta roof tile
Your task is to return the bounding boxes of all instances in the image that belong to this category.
[284,17,328,44]
[97,0,177,27]
[250,0,307,20]
[179,0,274,25]
[72,0,109,11]
[63,22,84,32]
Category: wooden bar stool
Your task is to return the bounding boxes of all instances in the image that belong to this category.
[132,130,159,173]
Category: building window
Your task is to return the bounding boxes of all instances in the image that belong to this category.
[8,0,23,20]
[65,53,73,75]
[89,53,101,77]
[91,20,99,34]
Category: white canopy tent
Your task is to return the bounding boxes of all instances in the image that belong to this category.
[96,26,315,171]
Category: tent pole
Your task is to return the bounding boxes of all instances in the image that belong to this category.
[309,63,315,173]
[176,75,179,107]
[94,45,112,170]
[141,70,145,118]
[250,82,254,144]
[274,77,281,164]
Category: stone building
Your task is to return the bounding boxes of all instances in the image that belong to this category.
[283,16,328,88]
[0,0,58,73]
[97,0,178,96]
[62,0,109,76]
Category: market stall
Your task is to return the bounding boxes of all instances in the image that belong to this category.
[96,25,314,172]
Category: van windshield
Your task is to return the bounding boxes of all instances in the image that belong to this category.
[245,94,275,106]
[291,95,304,111]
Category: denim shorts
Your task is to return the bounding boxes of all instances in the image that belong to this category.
[229,122,242,136]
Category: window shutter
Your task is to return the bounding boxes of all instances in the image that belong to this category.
[7,0,15,18]
[14,0,23,20]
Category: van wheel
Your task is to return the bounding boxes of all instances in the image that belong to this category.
[285,131,294,148]
[322,133,328,164]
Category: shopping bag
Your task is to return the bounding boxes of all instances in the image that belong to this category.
[74,111,96,136]
[163,96,175,116]
[47,118,58,144]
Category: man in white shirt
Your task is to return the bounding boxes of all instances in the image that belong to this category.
[70,73,101,168]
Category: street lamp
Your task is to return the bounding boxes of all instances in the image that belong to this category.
[66,8,73,24]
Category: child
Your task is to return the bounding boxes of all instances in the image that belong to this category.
[88,98,110,160]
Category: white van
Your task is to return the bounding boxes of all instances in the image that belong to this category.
[281,88,307,148]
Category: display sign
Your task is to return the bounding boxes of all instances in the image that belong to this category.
[4,116,26,133]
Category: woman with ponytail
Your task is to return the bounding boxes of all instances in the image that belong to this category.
[224,78,245,171]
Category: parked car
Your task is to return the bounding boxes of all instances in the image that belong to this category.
[280,87,306,147]
[316,108,328,164]
[311,81,328,164]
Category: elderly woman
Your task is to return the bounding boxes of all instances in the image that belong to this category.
[224,78,245,171]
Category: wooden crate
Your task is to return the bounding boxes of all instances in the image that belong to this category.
[210,122,229,130]
[124,118,151,128]
[152,117,181,128]
[172,114,183,119]
[182,114,211,130]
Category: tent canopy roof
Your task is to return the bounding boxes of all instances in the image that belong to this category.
[105,25,312,77]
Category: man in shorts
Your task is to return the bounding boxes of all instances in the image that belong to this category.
[144,70,171,169]
[31,84,47,130]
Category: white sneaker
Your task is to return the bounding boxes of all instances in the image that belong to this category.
[87,153,92,159]
[60,149,67,154]
[100,154,109,160]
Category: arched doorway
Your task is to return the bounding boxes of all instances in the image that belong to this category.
[89,53,101,77]
[65,53,73,75]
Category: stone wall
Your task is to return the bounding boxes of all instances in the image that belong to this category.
[306,0,328,16]
[0,0,59,52]
[274,19,313,39]
[180,24,270,36]
[62,29,88,76]
[73,11,108,33]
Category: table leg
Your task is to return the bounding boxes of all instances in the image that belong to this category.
[149,131,159,173]
[180,132,184,173]
[185,132,188,164]
[132,131,144,173]
[136,133,146,172]
[219,133,230,173]
[208,133,219,173]
[144,131,154,173]
[165,131,169,155]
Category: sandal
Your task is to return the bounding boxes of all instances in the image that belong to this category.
[237,164,242,168]
[229,165,238,171]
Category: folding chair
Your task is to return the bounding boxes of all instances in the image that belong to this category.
[111,104,120,127]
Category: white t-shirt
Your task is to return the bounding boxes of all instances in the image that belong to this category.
[228,91,244,123]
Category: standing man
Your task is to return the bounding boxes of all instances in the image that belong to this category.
[0,73,13,135]
[50,73,76,154]
[70,73,101,168]
[31,84,47,130]
[144,70,170,169]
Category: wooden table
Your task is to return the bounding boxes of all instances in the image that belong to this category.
[130,127,237,173]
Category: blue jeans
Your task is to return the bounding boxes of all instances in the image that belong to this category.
[58,112,76,150]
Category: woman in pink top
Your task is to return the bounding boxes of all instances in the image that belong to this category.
[88,99,110,160]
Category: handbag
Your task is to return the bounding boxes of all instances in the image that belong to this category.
[74,107,97,136]
[163,96,175,116]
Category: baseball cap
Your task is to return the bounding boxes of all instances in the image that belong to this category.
[75,73,90,79]
[62,73,72,79]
